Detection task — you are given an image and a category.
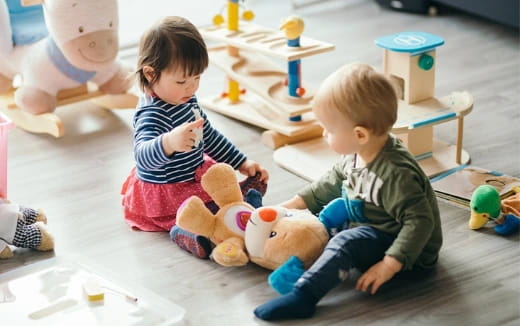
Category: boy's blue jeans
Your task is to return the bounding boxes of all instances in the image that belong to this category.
[294,226,396,300]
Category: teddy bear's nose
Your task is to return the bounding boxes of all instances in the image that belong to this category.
[258,207,277,222]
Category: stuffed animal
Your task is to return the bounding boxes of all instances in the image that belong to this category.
[176,163,330,270]
[469,185,520,236]
[0,0,132,114]
[0,198,54,259]
[175,163,256,266]
[245,206,329,270]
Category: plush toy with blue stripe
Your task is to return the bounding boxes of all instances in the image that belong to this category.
[0,0,132,114]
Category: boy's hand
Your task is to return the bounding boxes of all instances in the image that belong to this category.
[280,195,307,210]
[163,118,204,155]
[355,255,402,295]
[238,159,269,182]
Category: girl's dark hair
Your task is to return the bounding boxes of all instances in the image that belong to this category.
[136,16,209,92]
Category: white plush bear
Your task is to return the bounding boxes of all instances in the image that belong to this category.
[0,0,132,114]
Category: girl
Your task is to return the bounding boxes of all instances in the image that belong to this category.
[121,16,268,259]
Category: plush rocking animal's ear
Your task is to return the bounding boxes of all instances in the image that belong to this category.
[21,0,44,7]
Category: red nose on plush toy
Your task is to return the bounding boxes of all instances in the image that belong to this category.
[258,207,277,222]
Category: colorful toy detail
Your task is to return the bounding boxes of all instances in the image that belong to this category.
[268,255,305,294]
[280,16,306,101]
[469,185,520,235]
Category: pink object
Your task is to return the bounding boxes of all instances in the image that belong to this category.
[0,112,14,199]
[120,158,216,232]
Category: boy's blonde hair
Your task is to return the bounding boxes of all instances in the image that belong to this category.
[316,63,398,135]
[135,16,209,92]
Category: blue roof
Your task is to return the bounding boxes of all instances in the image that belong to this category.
[375,32,444,53]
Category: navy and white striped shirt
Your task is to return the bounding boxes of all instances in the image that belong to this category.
[133,94,246,184]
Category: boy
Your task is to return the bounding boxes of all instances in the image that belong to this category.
[254,63,442,321]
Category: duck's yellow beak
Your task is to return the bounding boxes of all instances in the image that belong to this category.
[469,211,490,230]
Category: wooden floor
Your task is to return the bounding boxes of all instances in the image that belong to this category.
[1,1,519,325]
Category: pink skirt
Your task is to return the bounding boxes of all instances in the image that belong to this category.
[121,158,215,232]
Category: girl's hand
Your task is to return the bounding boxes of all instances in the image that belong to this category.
[162,118,204,155]
[355,255,402,295]
[238,159,269,182]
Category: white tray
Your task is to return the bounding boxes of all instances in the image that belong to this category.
[0,256,185,325]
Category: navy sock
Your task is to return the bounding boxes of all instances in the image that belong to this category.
[244,189,263,209]
[169,225,212,259]
[254,288,318,321]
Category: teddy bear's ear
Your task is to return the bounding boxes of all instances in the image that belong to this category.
[21,0,44,7]
[202,163,243,207]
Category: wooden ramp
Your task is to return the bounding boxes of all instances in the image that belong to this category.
[199,22,335,61]
[273,136,470,181]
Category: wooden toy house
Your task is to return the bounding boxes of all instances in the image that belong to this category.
[376,31,443,158]
[375,32,473,171]
[272,31,474,180]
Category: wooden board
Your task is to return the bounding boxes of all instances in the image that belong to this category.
[393,91,473,132]
[200,92,320,137]
[200,22,335,62]
[273,137,470,181]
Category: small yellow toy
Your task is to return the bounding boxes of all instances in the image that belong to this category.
[83,278,104,302]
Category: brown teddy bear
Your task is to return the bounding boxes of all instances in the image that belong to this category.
[0,199,54,259]
[176,163,255,266]
[243,206,328,270]
[177,163,329,270]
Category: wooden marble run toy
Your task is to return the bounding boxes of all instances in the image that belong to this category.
[273,31,474,180]
[199,7,334,148]
[0,112,13,199]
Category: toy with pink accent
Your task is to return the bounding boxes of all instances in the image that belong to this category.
[0,112,13,199]
[0,0,137,138]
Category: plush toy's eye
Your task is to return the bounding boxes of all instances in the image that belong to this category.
[109,21,113,28]
[78,26,84,33]
[269,231,277,238]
